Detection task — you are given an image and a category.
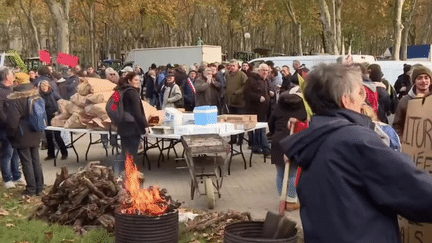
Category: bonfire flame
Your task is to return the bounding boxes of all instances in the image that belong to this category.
[121,154,168,216]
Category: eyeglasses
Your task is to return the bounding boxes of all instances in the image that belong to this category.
[109,73,115,76]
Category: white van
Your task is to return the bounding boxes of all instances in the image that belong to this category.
[370,60,432,86]
[248,54,376,71]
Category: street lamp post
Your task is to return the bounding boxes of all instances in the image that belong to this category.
[244,32,251,53]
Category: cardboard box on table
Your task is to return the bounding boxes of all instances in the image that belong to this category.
[218,114,257,130]
[399,95,432,243]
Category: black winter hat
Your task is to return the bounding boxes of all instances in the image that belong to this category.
[411,66,432,83]
[13,83,34,92]
[367,64,383,82]
[278,91,305,111]
[403,64,412,74]
[38,66,51,77]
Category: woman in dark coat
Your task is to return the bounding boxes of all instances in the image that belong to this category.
[244,64,271,153]
[39,81,68,160]
[268,91,307,194]
[115,72,148,174]
[7,83,44,196]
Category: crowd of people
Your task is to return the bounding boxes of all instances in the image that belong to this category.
[2,56,432,241]
[0,63,147,194]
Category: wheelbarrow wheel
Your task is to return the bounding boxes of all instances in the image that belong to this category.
[204,177,215,209]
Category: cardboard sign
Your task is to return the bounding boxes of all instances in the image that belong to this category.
[57,52,79,67]
[39,50,51,64]
[399,95,432,243]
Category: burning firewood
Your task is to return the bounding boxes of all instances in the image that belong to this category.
[32,159,182,235]
[118,154,181,216]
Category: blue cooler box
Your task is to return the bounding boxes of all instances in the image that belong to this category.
[193,106,218,125]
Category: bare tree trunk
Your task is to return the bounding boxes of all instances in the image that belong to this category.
[168,24,173,46]
[283,0,302,55]
[331,0,336,42]
[335,0,342,52]
[393,0,405,60]
[18,0,40,56]
[401,0,418,60]
[12,6,30,57]
[44,0,71,61]
[421,1,432,44]
[89,2,95,67]
[317,0,338,54]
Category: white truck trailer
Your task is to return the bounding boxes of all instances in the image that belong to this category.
[125,45,222,70]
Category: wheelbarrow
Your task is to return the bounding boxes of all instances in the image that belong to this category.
[181,134,230,209]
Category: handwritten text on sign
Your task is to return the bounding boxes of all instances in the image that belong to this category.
[400,96,432,243]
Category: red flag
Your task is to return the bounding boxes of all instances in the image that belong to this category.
[57,52,79,67]
[39,50,51,64]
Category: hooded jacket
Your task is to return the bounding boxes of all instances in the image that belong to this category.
[39,87,62,124]
[280,109,432,243]
[374,81,392,123]
[6,84,43,148]
[268,91,307,167]
[394,73,412,99]
[116,84,148,137]
[392,85,432,137]
[0,82,13,129]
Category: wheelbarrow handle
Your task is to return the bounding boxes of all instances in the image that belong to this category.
[279,157,290,216]
[279,119,297,216]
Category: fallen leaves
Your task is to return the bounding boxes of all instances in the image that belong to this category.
[0,207,9,216]
[45,231,54,240]
[184,210,253,243]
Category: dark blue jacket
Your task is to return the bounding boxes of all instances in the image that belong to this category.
[65,75,80,100]
[144,71,156,99]
[40,89,62,124]
[34,75,61,98]
[0,82,13,130]
[182,77,195,110]
[116,84,148,137]
[281,109,432,243]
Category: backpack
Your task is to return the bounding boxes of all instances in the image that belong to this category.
[27,96,47,132]
[106,88,134,125]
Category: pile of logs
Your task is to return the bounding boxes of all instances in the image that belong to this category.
[32,161,182,234]
[31,162,121,234]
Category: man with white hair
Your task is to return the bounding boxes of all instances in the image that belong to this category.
[244,63,271,154]
[105,67,120,84]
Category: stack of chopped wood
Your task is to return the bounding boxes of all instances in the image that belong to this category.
[31,162,121,234]
[185,210,252,242]
[32,162,182,234]
[50,77,165,129]
[51,78,116,129]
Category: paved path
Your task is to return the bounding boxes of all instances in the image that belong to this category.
[39,133,301,224]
